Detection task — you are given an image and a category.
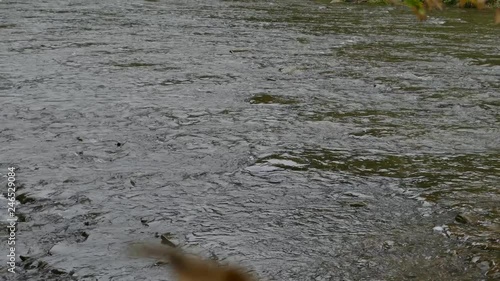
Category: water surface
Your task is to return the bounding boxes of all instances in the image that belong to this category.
[0,0,499,280]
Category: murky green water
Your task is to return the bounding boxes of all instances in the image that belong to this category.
[1,0,499,280]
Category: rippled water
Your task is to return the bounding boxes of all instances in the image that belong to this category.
[1,0,499,280]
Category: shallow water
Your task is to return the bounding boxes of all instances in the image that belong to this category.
[0,0,499,280]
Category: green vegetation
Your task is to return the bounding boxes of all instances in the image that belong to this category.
[248,93,299,105]
[324,0,500,22]
[389,0,500,21]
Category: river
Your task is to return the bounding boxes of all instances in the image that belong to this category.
[0,0,499,280]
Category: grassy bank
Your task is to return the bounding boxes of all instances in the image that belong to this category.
[325,0,500,7]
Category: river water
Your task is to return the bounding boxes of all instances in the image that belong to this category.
[0,0,499,280]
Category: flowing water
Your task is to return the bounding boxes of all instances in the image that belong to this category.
[0,0,499,280]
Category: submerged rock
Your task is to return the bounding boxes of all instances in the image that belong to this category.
[455,213,477,225]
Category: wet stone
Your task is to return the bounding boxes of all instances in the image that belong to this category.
[349,202,367,208]
[17,193,36,204]
[51,268,67,275]
[140,216,156,225]
[160,233,178,247]
[477,261,490,273]
[455,213,474,224]
[383,240,395,249]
